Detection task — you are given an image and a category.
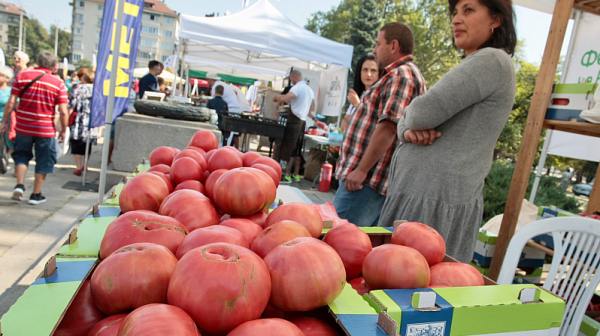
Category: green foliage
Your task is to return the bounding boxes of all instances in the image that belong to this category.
[305,0,460,86]
[483,161,583,223]
[305,0,359,43]
[76,58,93,71]
[348,0,380,86]
[7,17,71,65]
[381,0,460,85]
[495,51,539,160]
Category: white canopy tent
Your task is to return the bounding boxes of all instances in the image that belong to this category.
[514,0,558,14]
[184,55,287,82]
[177,0,354,117]
[179,0,352,71]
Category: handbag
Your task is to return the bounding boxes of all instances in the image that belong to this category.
[68,109,78,126]
[68,83,81,127]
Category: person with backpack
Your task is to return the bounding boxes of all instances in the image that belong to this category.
[0,51,68,204]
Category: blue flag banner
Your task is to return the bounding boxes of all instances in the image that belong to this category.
[89,0,143,128]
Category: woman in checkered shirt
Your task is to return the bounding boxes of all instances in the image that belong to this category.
[378,0,518,263]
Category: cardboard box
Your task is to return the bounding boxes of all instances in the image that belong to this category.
[472,263,543,285]
[581,315,600,336]
[537,206,579,219]
[0,257,98,336]
[328,254,500,335]
[545,83,597,122]
[322,227,394,247]
[473,229,546,268]
[364,285,564,336]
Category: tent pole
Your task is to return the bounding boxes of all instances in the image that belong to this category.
[336,73,347,131]
[559,10,582,82]
[172,44,179,95]
[529,130,553,203]
[185,68,190,97]
[528,9,581,203]
[82,136,91,187]
[98,0,126,203]
[179,42,186,97]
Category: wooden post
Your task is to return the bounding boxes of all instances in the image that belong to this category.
[487,0,575,280]
[586,163,600,214]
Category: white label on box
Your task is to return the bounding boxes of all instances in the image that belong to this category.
[412,292,437,309]
[407,322,445,336]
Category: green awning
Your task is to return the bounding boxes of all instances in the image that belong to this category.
[189,70,257,86]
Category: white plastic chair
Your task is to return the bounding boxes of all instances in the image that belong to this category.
[497,216,600,336]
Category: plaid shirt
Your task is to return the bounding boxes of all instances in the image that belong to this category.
[336,55,427,195]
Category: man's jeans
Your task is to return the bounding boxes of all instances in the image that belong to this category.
[332,180,386,227]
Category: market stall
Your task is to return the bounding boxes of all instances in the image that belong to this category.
[0,130,570,336]
[488,0,600,280]
[176,0,354,120]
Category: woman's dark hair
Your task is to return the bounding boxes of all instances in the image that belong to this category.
[448,0,517,56]
[352,53,383,97]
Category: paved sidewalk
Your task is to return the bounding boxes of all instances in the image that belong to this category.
[0,142,126,317]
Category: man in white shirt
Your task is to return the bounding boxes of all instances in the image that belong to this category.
[206,72,242,147]
[273,69,317,184]
[206,72,241,113]
[229,83,252,112]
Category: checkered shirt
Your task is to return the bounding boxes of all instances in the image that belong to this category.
[336,55,427,195]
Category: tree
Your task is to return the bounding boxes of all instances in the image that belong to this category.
[494,48,539,160]
[6,17,71,66]
[305,0,360,44]
[76,58,93,71]
[348,0,380,86]
[8,17,52,60]
[306,0,460,86]
[381,0,460,85]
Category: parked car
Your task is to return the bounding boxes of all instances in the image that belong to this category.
[573,180,594,197]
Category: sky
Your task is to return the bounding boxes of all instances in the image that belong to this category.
[7,0,574,65]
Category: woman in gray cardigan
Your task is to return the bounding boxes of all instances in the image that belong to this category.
[378,0,518,262]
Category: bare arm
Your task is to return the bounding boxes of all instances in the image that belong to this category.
[273,92,296,104]
[307,99,317,121]
[58,103,68,142]
[0,95,17,134]
[344,119,397,192]
[347,89,360,107]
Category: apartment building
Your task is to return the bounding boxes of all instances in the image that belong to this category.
[70,0,178,67]
[0,2,26,53]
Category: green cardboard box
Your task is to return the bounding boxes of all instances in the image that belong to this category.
[472,263,543,285]
[537,206,578,219]
[580,315,600,336]
[363,285,564,336]
[474,229,546,268]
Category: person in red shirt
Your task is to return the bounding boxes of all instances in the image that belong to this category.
[0,51,68,205]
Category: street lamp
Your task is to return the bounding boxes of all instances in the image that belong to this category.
[54,19,59,56]
[16,0,30,52]
[18,4,23,51]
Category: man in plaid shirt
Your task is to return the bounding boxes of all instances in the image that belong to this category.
[333,22,427,227]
